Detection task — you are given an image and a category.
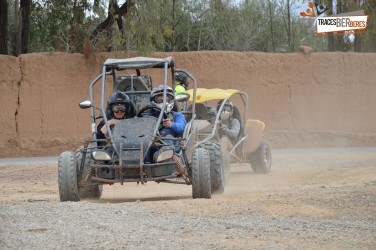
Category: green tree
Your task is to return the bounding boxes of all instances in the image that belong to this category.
[0,0,8,54]
[3,0,373,54]
[363,0,376,52]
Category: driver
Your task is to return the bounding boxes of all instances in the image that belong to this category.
[217,100,240,151]
[97,91,132,140]
[148,85,186,150]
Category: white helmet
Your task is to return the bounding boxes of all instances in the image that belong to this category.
[150,85,175,112]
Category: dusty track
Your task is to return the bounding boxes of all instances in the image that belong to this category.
[1,148,375,249]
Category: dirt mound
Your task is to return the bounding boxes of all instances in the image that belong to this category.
[1,51,376,157]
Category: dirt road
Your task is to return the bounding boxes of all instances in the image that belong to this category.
[1,148,375,249]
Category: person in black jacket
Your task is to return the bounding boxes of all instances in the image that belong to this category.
[97,91,132,140]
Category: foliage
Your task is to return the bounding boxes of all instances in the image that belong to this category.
[363,0,376,52]
[4,0,376,54]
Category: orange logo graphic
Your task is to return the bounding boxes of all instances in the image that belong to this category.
[300,1,316,17]
[300,1,328,17]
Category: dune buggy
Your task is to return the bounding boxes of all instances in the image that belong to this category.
[184,88,272,178]
[57,57,225,201]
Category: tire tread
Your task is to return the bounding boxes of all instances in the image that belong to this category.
[192,148,211,199]
[200,141,224,194]
[58,151,80,202]
[249,140,272,174]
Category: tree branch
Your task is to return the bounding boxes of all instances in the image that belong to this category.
[90,0,134,45]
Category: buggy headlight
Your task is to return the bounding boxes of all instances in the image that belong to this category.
[92,150,111,161]
[153,147,174,163]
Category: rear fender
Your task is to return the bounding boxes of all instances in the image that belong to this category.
[244,119,265,154]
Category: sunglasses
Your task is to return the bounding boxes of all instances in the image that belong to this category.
[112,104,126,113]
[222,105,233,112]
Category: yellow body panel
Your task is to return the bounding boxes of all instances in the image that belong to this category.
[186,88,240,103]
[245,119,265,153]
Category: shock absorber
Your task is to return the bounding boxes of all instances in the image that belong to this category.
[173,155,190,183]
[173,155,185,176]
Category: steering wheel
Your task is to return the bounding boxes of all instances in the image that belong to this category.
[137,105,168,130]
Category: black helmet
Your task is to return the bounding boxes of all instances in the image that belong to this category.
[150,85,175,112]
[107,91,131,114]
[174,71,189,89]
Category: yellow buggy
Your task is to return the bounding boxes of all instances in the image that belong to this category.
[185,88,272,176]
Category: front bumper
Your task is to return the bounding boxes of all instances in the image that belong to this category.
[90,161,177,184]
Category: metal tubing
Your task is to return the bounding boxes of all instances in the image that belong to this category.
[92,161,175,169]
[119,143,124,185]
[140,142,144,184]
[91,173,178,184]
[157,179,190,185]
[229,135,248,155]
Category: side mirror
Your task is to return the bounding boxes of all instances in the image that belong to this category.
[175,92,190,102]
[79,100,92,109]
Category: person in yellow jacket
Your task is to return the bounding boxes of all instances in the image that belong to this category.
[174,71,190,95]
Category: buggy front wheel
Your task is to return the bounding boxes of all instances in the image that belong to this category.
[58,151,80,202]
[75,147,102,199]
[192,148,211,199]
[200,141,225,194]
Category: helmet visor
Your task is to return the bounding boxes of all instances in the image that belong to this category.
[112,104,126,113]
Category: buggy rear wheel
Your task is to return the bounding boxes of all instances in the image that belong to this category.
[200,141,225,194]
[192,148,211,199]
[248,140,272,174]
[75,147,103,199]
[58,151,80,202]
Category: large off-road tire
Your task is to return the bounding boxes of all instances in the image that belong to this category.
[75,147,103,199]
[192,148,211,199]
[222,151,231,184]
[248,140,272,174]
[200,141,224,194]
[58,151,80,202]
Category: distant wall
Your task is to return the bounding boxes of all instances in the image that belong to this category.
[1,51,376,157]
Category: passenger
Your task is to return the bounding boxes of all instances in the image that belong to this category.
[97,91,132,140]
[150,85,186,151]
[174,71,190,96]
[217,100,240,151]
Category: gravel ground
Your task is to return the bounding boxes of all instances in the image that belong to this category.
[1,148,376,249]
